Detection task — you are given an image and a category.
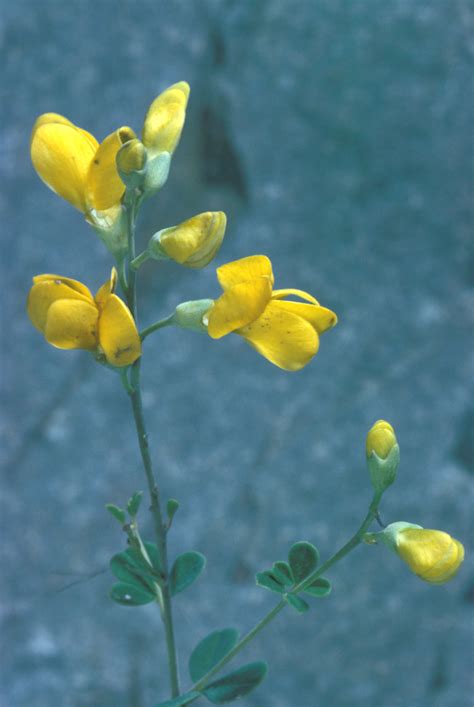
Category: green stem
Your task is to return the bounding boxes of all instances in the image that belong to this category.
[140,315,175,341]
[124,191,180,698]
[130,250,151,270]
[191,491,382,694]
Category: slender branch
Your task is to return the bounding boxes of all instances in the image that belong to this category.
[130,250,151,270]
[140,315,175,341]
[123,190,180,698]
[190,491,382,694]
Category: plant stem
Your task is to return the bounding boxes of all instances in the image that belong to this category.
[131,249,151,270]
[191,491,382,694]
[124,191,180,698]
[140,315,175,341]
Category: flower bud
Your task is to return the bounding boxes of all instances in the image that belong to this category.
[172,299,214,333]
[142,81,190,156]
[116,138,147,189]
[378,522,465,584]
[148,212,226,268]
[366,420,399,494]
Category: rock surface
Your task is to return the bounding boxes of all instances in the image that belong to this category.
[1,1,473,706]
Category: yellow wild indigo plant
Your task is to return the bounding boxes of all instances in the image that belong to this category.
[28,82,465,706]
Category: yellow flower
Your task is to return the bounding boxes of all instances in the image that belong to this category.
[149,211,226,268]
[30,113,136,214]
[366,420,397,459]
[27,269,141,367]
[395,527,465,584]
[206,255,337,371]
[142,81,190,155]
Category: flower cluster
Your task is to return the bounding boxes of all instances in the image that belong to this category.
[28,82,337,372]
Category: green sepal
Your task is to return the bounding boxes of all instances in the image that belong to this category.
[189,628,239,683]
[155,690,202,706]
[288,541,319,583]
[127,491,143,517]
[303,577,332,597]
[109,581,155,606]
[286,594,310,613]
[170,551,206,596]
[271,561,294,586]
[203,661,268,704]
[106,503,126,525]
[255,571,285,594]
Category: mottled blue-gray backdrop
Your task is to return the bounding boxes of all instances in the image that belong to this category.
[2,1,473,706]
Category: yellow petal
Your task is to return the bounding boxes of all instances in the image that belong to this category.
[216,255,274,291]
[270,300,337,334]
[98,294,141,367]
[31,121,97,211]
[94,268,118,309]
[207,277,273,339]
[27,277,94,332]
[236,300,319,371]
[159,211,226,268]
[44,299,99,350]
[31,113,99,152]
[397,529,465,584]
[272,288,319,305]
[142,81,190,154]
[85,127,136,211]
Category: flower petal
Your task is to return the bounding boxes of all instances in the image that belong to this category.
[44,299,99,350]
[142,81,190,154]
[98,294,141,367]
[31,120,97,211]
[207,277,272,339]
[271,300,337,334]
[94,268,118,309]
[271,288,320,305]
[397,529,465,584]
[27,277,94,332]
[85,127,136,211]
[216,255,274,291]
[237,301,319,371]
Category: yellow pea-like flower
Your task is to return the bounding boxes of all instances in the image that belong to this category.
[30,114,136,214]
[27,269,141,367]
[142,81,190,155]
[396,526,465,584]
[205,255,337,371]
[149,211,227,268]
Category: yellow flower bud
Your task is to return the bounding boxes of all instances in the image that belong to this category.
[366,420,399,494]
[366,420,397,459]
[380,522,465,584]
[142,81,190,155]
[116,138,147,175]
[149,212,226,268]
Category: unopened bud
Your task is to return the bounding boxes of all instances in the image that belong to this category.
[365,420,399,494]
[148,212,226,268]
[172,299,214,333]
[116,139,147,188]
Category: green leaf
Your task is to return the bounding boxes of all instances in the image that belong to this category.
[255,571,285,594]
[271,561,294,586]
[109,582,155,606]
[127,491,143,517]
[106,503,126,524]
[303,577,332,597]
[203,661,268,704]
[286,594,310,613]
[170,551,206,596]
[155,691,202,706]
[189,628,239,683]
[288,541,319,583]
[110,548,159,592]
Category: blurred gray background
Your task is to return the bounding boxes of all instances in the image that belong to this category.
[1,1,473,706]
